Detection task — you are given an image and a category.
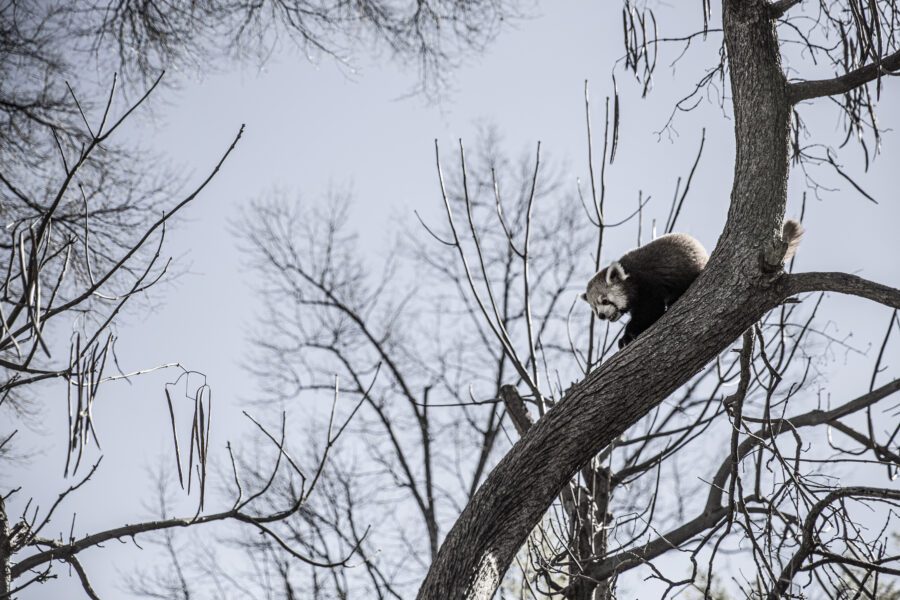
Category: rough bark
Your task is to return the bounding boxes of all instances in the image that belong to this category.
[0,496,10,597]
[416,2,793,598]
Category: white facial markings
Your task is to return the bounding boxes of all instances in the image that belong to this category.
[587,285,628,322]
[605,286,629,321]
[585,265,630,322]
[594,300,618,320]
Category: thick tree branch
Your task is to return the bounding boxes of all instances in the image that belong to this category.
[785,272,900,309]
[789,49,900,103]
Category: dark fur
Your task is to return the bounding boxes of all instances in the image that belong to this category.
[586,222,803,349]
[585,233,708,348]
[616,234,707,346]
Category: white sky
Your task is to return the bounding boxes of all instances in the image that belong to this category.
[6,1,899,598]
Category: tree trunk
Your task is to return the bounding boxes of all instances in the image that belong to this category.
[568,464,612,600]
[416,1,791,598]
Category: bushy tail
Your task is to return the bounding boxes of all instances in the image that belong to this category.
[782,219,804,262]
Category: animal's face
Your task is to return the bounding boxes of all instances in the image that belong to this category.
[581,262,630,322]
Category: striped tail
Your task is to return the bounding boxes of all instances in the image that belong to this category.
[782,219,804,262]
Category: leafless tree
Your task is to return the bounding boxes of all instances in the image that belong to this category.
[1,0,523,419]
[198,2,900,599]
[1,0,528,595]
[415,1,900,598]
[0,69,371,596]
[222,134,594,597]
[3,0,520,124]
[231,120,898,599]
[1,0,523,428]
[0,16,384,599]
[6,0,900,597]
[85,0,519,97]
[1,0,523,417]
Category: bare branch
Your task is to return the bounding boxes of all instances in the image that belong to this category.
[789,49,900,103]
[769,487,900,599]
[786,272,900,309]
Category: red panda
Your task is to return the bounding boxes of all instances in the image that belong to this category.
[581,221,803,348]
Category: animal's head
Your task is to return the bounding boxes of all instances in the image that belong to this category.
[580,262,630,322]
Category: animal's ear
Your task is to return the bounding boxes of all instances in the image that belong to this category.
[579,292,588,303]
[606,262,629,283]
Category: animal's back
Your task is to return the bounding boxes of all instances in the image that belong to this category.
[619,233,708,299]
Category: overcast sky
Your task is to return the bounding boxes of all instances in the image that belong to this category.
[8,1,899,598]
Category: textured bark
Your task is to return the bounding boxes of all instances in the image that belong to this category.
[0,496,10,597]
[414,1,861,598]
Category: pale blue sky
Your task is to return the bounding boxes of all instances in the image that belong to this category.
[8,1,899,597]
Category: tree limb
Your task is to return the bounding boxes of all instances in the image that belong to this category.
[65,555,101,600]
[572,378,900,584]
[789,49,900,103]
[785,272,900,309]
[13,501,356,578]
[768,487,900,599]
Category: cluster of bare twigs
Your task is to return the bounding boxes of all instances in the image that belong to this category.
[0,43,371,597]
[0,71,242,461]
[781,0,900,155]
[72,0,519,99]
[1,0,526,595]
[782,0,900,203]
[0,70,239,596]
[0,69,377,598]
[2,0,518,113]
[3,395,365,599]
[510,301,900,598]
[623,0,899,185]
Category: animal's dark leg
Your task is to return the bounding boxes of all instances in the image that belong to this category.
[619,298,666,348]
